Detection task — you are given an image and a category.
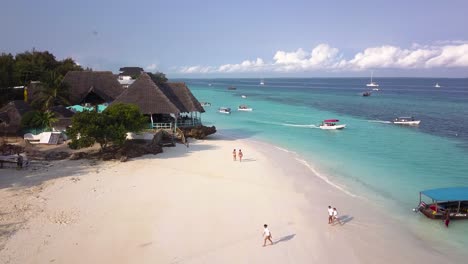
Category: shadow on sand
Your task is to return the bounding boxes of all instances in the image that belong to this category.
[332,215,354,226]
[274,234,296,244]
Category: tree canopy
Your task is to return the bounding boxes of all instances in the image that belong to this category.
[67,103,147,151]
[148,72,168,86]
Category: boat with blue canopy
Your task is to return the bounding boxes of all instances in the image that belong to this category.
[414,187,468,220]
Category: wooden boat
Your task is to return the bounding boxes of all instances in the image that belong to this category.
[227,86,236,90]
[200,102,211,107]
[218,107,231,114]
[362,91,371,97]
[414,187,468,220]
[319,119,346,130]
[237,105,253,111]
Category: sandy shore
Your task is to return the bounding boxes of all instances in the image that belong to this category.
[0,135,465,263]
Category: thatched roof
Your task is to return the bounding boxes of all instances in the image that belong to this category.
[0,100,33,135]
[160,82,205,113]
[111,73,180,115]
[63,71,124,105]
[51,105,75,118]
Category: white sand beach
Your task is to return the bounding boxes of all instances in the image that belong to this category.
[0,135,465,263]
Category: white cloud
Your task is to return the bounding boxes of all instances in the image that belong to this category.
[145,63,158,71]
[177,42,468,74]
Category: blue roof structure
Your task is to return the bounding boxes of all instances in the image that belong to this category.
[421,187,468,201]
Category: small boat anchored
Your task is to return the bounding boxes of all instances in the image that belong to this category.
[434,83,441,88]
[392,116,421,125]
[218,107,231,114]
[200,102,211,107]
[260,79,265,85]
[413,187,468,220]
[319,119,346,130]
[241,95,247,98]
[227,86,236,90]
[237,105,253,111]
[362,91,372,97]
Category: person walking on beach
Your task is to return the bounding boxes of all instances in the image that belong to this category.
[332,208,341,225]
[262,224,273,247]
[444,210,450,228]
[328,206,333,224]
[232,149,237,161]
[238,149,243,162]
[16,153,23,169]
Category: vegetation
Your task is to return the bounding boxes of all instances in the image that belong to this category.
[0,49,82,108]
[20,110,58,130]
[31,72,70,110]
[67,103,147,151]
[148,71,168,86]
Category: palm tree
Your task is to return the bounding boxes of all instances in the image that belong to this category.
[33,71,70,111]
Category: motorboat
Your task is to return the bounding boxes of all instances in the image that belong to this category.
[218,107,231,114]
[241,95,247,98]
[434,83,441,88]
[319,119,346,130]
[201,102,211,107]
[372,87,380,91]
[362,91,372,97]
[366,71,379,87]
[237,105,253,111]
[227,86,236,90]
[392,116,421,125]
[414,187,468,220]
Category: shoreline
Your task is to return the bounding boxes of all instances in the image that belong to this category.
[0,134,466,263]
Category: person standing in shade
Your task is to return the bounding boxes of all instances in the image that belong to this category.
[238,149,243,162]
[232,149,237,161]
[16,153,23,169]
[262,224,273,247]
[328,206,333,224]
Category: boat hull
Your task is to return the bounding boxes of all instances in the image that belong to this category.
[418,202,468,220]
[393,120,421,125]
[319,124,346,130]
[238,108,253,111]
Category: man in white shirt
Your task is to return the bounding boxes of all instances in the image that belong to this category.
[328,206,334,224]
[332,208,341,225]
[263,224,273,246]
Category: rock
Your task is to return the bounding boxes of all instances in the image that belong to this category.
[45,151,70,161]
[69,152,88,160]
[181,125,216,139]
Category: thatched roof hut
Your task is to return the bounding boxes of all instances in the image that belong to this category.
[50,105,75,130]
[0,100,33,135]
[63,71,124,105]
[160,82,205,113]
[111,73,180,115]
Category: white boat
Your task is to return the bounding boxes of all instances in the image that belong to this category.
[392,117,421,125]
[319,119,346,130]
[366,71,379,87]
[201,102,211,107]
[218,107,231,114]
[241,95,247,98]
[434,83,441,88]
[237,105,253,111]
[208,83,212,86]
[260,79,265,85]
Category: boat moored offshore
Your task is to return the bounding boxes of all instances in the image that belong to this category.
[414,187,468,220]
[392,117,421,125]
[237,105,253,111]
[218,107,231,114]
[319,119,346,130]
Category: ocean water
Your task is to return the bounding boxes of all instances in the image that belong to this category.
[178,78,468,250]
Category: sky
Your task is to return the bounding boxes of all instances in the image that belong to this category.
[1,0,468,77]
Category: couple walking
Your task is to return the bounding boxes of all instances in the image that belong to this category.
[232,149,243,162]
[328,206,341,225]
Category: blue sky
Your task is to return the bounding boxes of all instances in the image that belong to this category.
[1,0,468,77]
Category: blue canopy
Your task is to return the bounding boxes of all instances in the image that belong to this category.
[421,187,468,201]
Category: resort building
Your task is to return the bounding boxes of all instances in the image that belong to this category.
[112,72,204,130]
[117,67,144,88]
[63,71,124,106]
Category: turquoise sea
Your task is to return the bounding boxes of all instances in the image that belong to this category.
[178,78,468,250]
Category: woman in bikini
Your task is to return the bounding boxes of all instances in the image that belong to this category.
[232,149,237,161]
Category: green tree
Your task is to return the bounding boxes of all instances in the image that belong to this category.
[67,103,147,151]
[32,72,70,110]
[148,71,168,86]
[21,110,58,130]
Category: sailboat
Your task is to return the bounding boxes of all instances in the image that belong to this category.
[434,83,441,88]
[260,78,265,85]
[366,71,379,90]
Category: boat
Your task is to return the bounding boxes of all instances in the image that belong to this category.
[260,79,265,85]
[241,95,247,98]
[434,83,441,88]
[362,91,372,97]
[366,71,379,87]
[392,116,421,125]
[413,187,468,220]
[208,83,212,87]
[200,102,211,107]
[218,107,231,114]
[237,105,253,111]
[227,86,236,90]
[372,87,380,91]
[319,119,346,130]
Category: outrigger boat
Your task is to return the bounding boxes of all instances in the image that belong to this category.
[200,102,211,107]
[392,116,421,125]
[319,119,346,130]
[237,104,253,111]
[414,187,468,220]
